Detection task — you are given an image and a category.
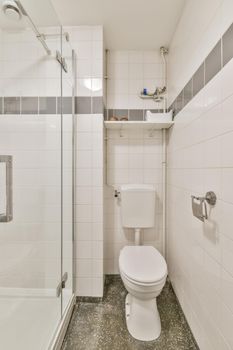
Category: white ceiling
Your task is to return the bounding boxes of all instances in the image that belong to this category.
[51,0,186,50]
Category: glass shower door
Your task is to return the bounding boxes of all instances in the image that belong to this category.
[0,115,63,350]
[0,1,65,349]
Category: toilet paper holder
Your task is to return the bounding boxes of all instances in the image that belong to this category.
[191,191,217,222]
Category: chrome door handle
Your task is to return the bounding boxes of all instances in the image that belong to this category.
[0,156,13,222]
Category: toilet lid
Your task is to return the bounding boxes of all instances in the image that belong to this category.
[119,246,167,284]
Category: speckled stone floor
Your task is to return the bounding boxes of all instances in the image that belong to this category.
[62,276,199,350]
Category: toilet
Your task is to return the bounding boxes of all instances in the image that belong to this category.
[118,184,167,341]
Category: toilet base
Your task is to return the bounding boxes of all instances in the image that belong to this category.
[125,293,161,341]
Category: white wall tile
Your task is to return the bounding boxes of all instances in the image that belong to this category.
[75,113,104,297]
[105,129,163,273]
[107,50,164,109]
[167,3,233,346]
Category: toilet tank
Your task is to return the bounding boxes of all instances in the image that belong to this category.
[120,184,155,228]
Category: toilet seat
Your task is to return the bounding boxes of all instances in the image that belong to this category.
[120,270,166,287]
[119,246,167,284]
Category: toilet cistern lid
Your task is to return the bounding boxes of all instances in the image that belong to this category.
[119,246,167,284]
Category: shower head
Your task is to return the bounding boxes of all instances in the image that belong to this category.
[2,0,22,21]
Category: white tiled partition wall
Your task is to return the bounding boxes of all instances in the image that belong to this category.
[75,114,104,297]
[167,1,233,349]
[66,25,103,99]
[104,128,163,273]
[69,26,105,297]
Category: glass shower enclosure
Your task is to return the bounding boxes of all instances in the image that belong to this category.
[0,0,76,349]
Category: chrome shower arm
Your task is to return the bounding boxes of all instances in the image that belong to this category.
[14,0,51,55]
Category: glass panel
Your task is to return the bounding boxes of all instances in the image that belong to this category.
[61,27,74,314]
[0,1,64,349]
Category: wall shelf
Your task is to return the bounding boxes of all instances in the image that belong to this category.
[139,94,157,100]
[104,121,174,130]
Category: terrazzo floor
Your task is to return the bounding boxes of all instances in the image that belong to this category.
[62,276,199,350]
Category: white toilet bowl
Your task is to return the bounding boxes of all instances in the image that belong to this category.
[119,245,167,341]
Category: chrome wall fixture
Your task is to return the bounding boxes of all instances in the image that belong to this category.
[40,32,70,42]
[191,191,217,222]
[56,51,68,73]
[14,1,52,55]
[14,1,70,70]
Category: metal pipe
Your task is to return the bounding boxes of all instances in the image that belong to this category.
[72,49,77,295]
[160,47,168,111]
[15,0,51,55]
[161,53,167,112]
[162,129,167,258]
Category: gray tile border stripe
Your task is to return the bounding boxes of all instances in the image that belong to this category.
[21,97,38,114]
[129,109,144,121]
[92,96,103,114]
[107,108,164,121]
[0,96,102,115]
[193,63,205,98]
[4,97,20,115]
[57,97,72,114]
[39,97,57,114]
[205,40,221,85]
[223,22,233,66]
[171,21,233,119]
[75,97,91,114]
[183,79,193,107]
[108,109,129,120]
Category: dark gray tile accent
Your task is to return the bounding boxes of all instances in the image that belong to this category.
[146,109,164,113]
[92,97,103,114]
[129,109,143,121]
[183,79,193,107]
[205,40,221,84]
[104,108,108,121]
[75,97,91,114]
[176,91,184,114]
[0,97,2,114]
[193,63,205,97]
[108,109,128,120]
[4,97,20,114]
[57,97,72,114]
[107,109,166,121]
[21,97,38,114]
[39,97,57,114]
[108,109,113,119]
[223,22,233,66]
[172,100,177,118]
